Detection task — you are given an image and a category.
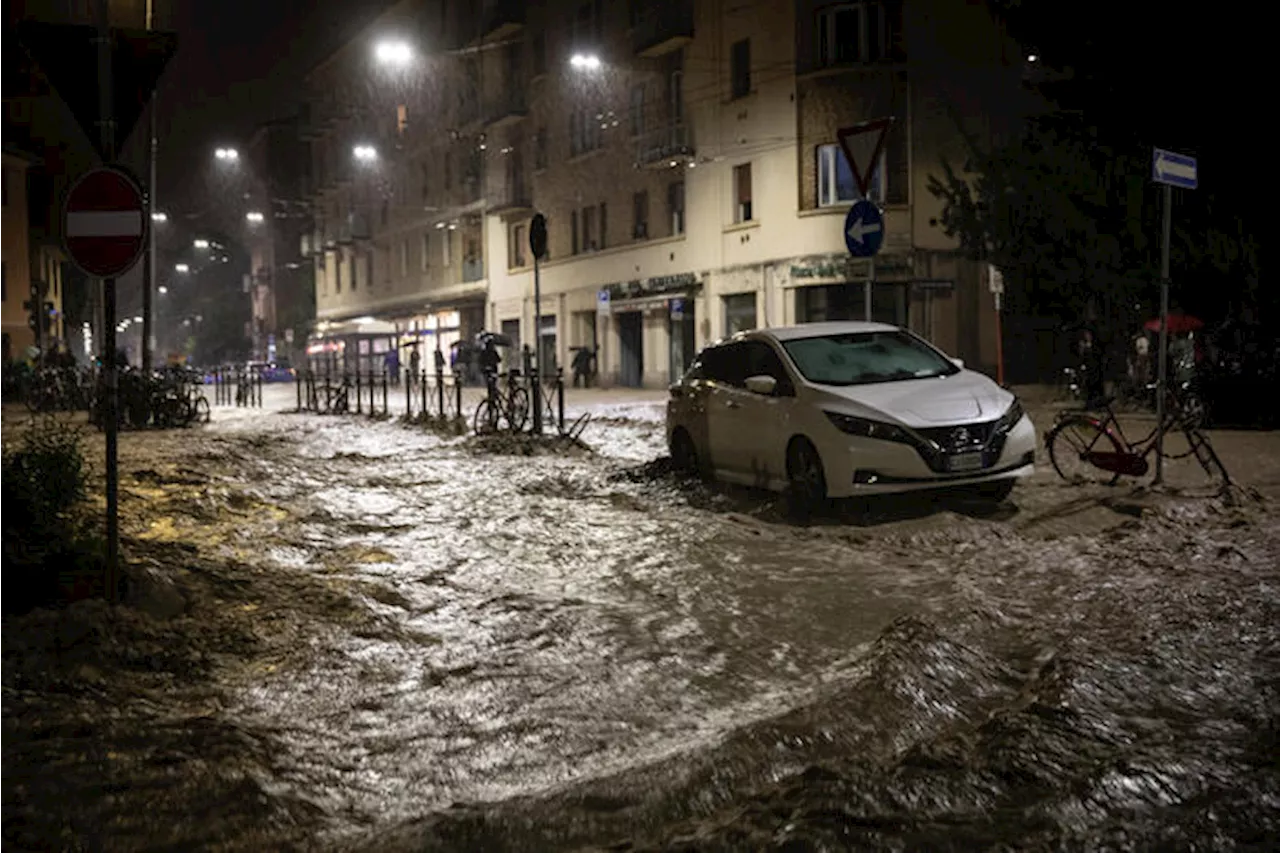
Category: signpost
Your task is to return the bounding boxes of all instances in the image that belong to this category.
[1151,146,1197,485]
[597,289,611,316]
[528,213,548,435]
[63,167,148,278]
[837,117,895,321]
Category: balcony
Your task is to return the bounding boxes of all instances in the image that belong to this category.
[477,0,525,44]
[484,89,528,129]
[461,258,485,282]
[631,2,693,58]
[488,176,533,216]
[633,123,695,169]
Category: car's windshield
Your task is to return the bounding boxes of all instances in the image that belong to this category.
[781,330,959,386]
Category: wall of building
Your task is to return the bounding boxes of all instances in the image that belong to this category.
[2,153,34,357]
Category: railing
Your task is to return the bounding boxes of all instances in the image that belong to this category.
[631,2,694,56]
[633,122,695,167]
[462,258,485,282]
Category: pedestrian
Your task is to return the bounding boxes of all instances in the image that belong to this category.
[479,334,502,378]
[409,346,421,379]
[1078,328,1105,407]
[1131,329,1151,386]
[571,348,590,388]
[384,347,400,386]
[432,347,444,376]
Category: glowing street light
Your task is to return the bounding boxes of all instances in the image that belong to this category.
[375,41,413,66]
[151,211,168,223]
[175,263,190,273]
[193,239,210,249]
[570,53,602,70]
[1027,54,1038,62]
[353,144,378,162]
[158,286,168,294]
[133,315,143,323]
[246,211,265,224]
[215,147,240,162]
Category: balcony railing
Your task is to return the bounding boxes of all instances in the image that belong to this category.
[484,89,528,129]
[632,2,694,57]
[461,258,485,282]
[489,177,533,214]
[633,122,695,168]
[479,0,525,42]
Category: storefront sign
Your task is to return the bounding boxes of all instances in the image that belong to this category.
[604,272,701,300]
[306,340,345,355]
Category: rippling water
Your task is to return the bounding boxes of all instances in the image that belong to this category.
[3,393,1278,851]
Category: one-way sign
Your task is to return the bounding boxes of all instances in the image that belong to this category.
[1152,147,1197,190]
[843,199,884,258]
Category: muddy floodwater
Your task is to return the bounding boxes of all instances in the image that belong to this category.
[4,387,1279,851]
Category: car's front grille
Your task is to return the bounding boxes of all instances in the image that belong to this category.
[915,420,996,452]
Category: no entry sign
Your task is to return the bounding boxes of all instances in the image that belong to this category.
[62,166,147,278]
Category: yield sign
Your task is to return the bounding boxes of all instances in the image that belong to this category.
[837,117,895,199]
[62,166,148,279]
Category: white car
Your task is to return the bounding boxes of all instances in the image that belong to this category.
[666,322,1036,504]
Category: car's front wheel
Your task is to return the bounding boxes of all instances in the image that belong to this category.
[786,437,827,518]
[670,428,699,477]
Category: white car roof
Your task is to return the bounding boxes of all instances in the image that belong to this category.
[738,321,901,343]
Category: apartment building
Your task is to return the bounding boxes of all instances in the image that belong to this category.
[302,0,1024,383]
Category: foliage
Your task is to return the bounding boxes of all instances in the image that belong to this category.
[2,417,103,613]
[927,110,1265,346]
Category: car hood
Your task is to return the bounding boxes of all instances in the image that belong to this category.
[808,370,1013,426]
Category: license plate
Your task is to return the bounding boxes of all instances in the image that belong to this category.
[946,451,984,472]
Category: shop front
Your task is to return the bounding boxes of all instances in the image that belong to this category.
[307,317,398,375]
[602,272,702,389]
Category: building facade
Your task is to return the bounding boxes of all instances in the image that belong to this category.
[300,0,1024,384]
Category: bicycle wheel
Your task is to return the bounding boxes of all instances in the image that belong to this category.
[505,388,530,432]
[473,399,499,435]
[1046,415,1124,486]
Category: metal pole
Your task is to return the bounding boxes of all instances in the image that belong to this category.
[95,0,120,602]
[995,291,1005,386]
[532,255,543,434]
[1154,183,1172,485]
[864,257,875,321]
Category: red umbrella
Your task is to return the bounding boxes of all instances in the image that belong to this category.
[1144,314,1204,334]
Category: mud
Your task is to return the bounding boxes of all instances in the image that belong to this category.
[3,394,1278,850]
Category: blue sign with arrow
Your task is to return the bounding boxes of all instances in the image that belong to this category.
[1152,147,1197,190]
[843,200,885,258]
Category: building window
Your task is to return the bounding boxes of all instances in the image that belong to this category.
[582,205,598,251]
[816,143,884,206]
[399,239,409,277]
[724,292,758,335]
[441,229,451,266]
[570,108,602,157]
[571,210,580,254]
[532,29,546,76]
[599,202,608,249]
[817,2,899,66]
[535,127,548,169]
[397,104,408,134]
[730,39,751,99]
[420,232,430,271]
[420,162,429,201]
[444,152,452,189]
[733,163,753,223]
[632,190,649,239]
[668,180,685,235]
[335,250,343,293]
[510,223,526,268]
[629,84,646,136]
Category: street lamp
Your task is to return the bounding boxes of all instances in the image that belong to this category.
[374,41,413,66]
[194,239,210,249]
[158,286,168,294]
[175,263,190,273]
[215,147,240,162]
[570,53,602,70]
[246,211,265,224]
[151,211,168,223]
[353,144,378,162]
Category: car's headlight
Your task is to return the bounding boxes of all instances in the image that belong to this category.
[824,411,918,445]
[993,398,1025,435]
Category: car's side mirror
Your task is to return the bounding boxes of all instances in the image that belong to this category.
[744,374,778,395]
[950,358,965,369]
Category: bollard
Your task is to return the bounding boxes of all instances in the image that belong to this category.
[382,369,388,416]
[368,371,375,417]
[454,377,462,419]
[557,369,565,434]
[355,371,362,414]
[436,368,444,419]
[296,370,302,411]
[404,368,411,417]
[256,367,263,407]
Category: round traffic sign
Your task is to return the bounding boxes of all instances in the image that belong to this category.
[529,212,548,260]
[62,166,148,278]
[843,199,885,258]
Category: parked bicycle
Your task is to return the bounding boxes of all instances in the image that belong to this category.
[1044,379,1229,486]
[473,368,530,435]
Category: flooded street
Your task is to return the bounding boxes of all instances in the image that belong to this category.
[4,387,1279,850]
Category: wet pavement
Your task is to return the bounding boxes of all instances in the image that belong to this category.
[3,387,1279,850]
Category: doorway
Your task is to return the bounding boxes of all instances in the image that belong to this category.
[668,299,696,382]
[618,311,643,387]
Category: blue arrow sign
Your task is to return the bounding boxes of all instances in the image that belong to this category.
[1152,147,1197,190]
[843,200,885,258]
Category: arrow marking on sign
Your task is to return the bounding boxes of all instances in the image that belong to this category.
[1155,152,1195,182]
[67,211,143,237]
[846,217,882,245]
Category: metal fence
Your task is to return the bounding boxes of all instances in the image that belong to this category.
[208,365,263,408]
